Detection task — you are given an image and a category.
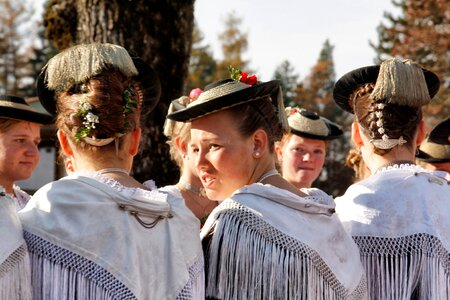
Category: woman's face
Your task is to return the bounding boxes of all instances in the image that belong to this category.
[190,110,255,200]
[277,134,326,188]
[0,121,41,188]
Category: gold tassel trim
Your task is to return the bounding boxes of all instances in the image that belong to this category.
[371,58,431,107]
[45,43,138,93]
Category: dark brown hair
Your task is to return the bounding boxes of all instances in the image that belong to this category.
[350,83,422,155]
[55,69,142,153]
[227,96,285,152]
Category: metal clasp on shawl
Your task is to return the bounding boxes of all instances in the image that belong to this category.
[118,204,173,229]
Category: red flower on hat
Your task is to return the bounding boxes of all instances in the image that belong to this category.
[240,72,258,86]
[189,88,203,101]
[228,66,258,86]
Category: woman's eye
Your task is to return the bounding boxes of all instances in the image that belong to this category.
[210,144,220,150]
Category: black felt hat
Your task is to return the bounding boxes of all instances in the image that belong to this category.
[286,107,343,140]
[0,95,53,124]
[333,61,440,113]
[166,78,287,128]
[416,117,450,163]
[36,43,161,116]
[428,117,450,145]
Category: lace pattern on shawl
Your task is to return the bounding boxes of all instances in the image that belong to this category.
[205,201,366,300]
[25,231,203,300]
[0,244,32,300]
[24,231,136,300]
[177,255,205,299]
[354,233,450,300]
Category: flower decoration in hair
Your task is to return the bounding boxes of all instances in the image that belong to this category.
[75,96,99,141]
[123,86,138,114]
[121,85,139,133]
[228,66,258,86]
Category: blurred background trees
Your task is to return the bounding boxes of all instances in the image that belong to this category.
[371,0,450,127]
[43,0,196,185]
[1,0,448,196]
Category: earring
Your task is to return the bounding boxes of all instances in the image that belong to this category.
[254,151,261,158]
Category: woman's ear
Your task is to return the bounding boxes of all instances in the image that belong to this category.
[351,122,363,147]
[129,128,142,156]
[274,141,283,161]
[252,129,268,158]
[174,136,188,156]
[415,120,426,146]
[57,130,73,157]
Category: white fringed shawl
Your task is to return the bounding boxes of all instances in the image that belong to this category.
[19,174,204,300]
[201,183,367,300]
[0,193,32,300]
[336,165,450,299]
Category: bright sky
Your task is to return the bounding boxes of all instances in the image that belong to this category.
[194,0,399,81]
[31,0,398,81]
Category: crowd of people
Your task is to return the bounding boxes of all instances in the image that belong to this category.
[1,42,449,300]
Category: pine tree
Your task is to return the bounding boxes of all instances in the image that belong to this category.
[216,12,250,79]
[371,0,450,125]
[295,39,335,114]
[186,23,217,92]
[272,60,299,107]
[294,39,354,196]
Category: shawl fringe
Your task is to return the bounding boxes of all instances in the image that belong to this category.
[24,231,136,300]
[205,203,366,299]
[0,244,32,300]
[355,233,449,300]
[25,231,203,300]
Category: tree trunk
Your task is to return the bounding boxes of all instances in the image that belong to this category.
[44,0,195,185]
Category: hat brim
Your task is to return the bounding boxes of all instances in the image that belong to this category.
[37,57,160,116]
[290,120,343,140]
[0,106,53,125]
[333,65,440,113]
[428,117,450,145]
[167,80,281,122]
[416,148,450,163]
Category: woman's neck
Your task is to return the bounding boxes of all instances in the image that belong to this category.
[72,156,132,174]
[0,180,14,195]
[364,147,416,174]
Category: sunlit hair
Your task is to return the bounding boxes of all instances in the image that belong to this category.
[350,83,422,156]
[345,147,369,182]
[167,122,191,168]
[227,96,284,153]
[277,132,329,149]
[55,69,142,154]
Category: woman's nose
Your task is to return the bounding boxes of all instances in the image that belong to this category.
[25,142,39,157]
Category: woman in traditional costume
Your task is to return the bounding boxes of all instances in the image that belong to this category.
[0,95,52,299]
[19,43,204,299]
[167,68,367,299]
[275,106,343,191]
[333,58,450,299]
[161,92,217,226]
